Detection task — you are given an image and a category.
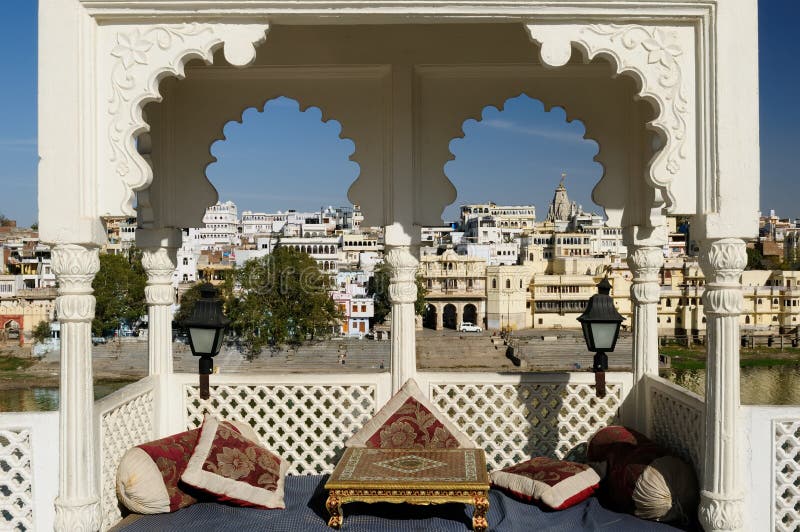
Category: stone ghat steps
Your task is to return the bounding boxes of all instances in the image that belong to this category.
[514,336,633,370]
[416,335,516,370]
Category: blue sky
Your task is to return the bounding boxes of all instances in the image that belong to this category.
[1,2,797,227]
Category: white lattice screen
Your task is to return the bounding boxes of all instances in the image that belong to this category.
[0,428,33,531]
[429,382,622,470]
[649,381,704,480]
[184,384,377,475]
[98,390,154,531]
[775,420,800,532]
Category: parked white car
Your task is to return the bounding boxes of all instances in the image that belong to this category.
[458,322,482,333]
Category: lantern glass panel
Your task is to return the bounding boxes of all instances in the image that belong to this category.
[590,322,618,351]
[189,327,216,354]
[212,329,225,355]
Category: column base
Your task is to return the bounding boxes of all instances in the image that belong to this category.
[54,496,101,532]
[698,490,744,532]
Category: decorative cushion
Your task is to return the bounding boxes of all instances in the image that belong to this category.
[586,425,650,463]
[345,378,475,449]
[181,414,288,509]
[490,456,601,510]
[116,421,262,514]
[604,442,698,523]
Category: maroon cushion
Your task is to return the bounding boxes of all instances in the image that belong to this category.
[586,425,650,463]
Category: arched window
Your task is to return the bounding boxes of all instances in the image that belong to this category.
[492,279,497,289]
[519,279,523,289]
[505,279,511,289]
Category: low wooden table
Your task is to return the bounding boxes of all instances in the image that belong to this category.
[325,447,490,531]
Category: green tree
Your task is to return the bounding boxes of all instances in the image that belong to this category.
[92,250,147,336]
[367,261,427,325]
[175,273,236,325]
[32,320,52,344]
[746,247,764,270]
[233,247,341,358]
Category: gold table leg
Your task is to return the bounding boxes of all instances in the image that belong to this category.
[326,492,343,529]
[472,493,489,532]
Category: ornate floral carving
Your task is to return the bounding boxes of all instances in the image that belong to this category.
[385,247,419,304]
[699,239,747,316]
[526,23,692,211]
[52,245,100,321]
[628,246,664,304]
[52,245,100,292]
[54,498,102,532]
[104,23,269,215]
[698,491,744,531]
[142,247,178,305]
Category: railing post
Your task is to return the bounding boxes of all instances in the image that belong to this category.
[52,244,102,531]
[698,237,747,532]
[627,244,664,434]
[385,245,419,394]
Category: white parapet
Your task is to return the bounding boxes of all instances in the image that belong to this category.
[0,411,59,532]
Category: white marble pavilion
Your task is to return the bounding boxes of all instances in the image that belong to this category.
[1,1,793,531]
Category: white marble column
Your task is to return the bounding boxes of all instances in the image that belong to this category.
[627,245,664,433]
[141,246,178,376]
[385,246,419,393]
[698,238,746,532]
[52,244,102,532]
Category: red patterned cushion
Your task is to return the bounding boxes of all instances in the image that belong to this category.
[116,421,259,514]
[490,457,601,510]
[364,397,459,449]
[181,415,288,509]
[587,425,650,463]
[136,429,201,511]
[346,378,475,449]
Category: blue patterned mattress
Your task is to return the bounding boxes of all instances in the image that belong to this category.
[111,474,686,531]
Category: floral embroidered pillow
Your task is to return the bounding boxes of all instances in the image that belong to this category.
[181,414,288,509]
[116,420,260,514]
[490,456,601,510]
[345,378,476,449]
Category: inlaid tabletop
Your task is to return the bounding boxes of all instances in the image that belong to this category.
[326,448,489,489]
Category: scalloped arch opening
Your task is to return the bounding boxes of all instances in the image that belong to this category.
[540,37,676,213]
[444,95,605,223]
[206,96,360,216]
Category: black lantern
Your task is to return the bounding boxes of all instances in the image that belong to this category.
[577,277,624,398]
[180,283,230,399]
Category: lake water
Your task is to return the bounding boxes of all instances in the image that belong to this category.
[0,382,129,412]
[662,365,800,405]
[2,367,800,411]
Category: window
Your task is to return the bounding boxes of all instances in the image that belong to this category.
[666,299,672,307]
[505,279,511,289]
[492,279,497,289]
[519,279,523,289]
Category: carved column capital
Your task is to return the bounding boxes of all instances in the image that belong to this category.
[142,247,177,306]
[52,245,100,322]
[54,497,102,532]
[627,245,664,304]
[699,238,747,316]
[385,246,419,305]
[698,491,744,532]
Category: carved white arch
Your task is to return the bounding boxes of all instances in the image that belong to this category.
[204,96,361,219]
[141,65,387,229]
[526,23,697,215]
[98,23,270,218]
[415,64,652,227]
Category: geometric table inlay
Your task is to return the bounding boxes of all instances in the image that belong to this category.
[326,448,490,531]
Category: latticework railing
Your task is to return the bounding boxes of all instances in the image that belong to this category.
[422,372,631,470]
[180,374,391,475]
[775,419,800,532]
[647,375,705,479]
[0,426,33,531]
[95,377,155,531]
